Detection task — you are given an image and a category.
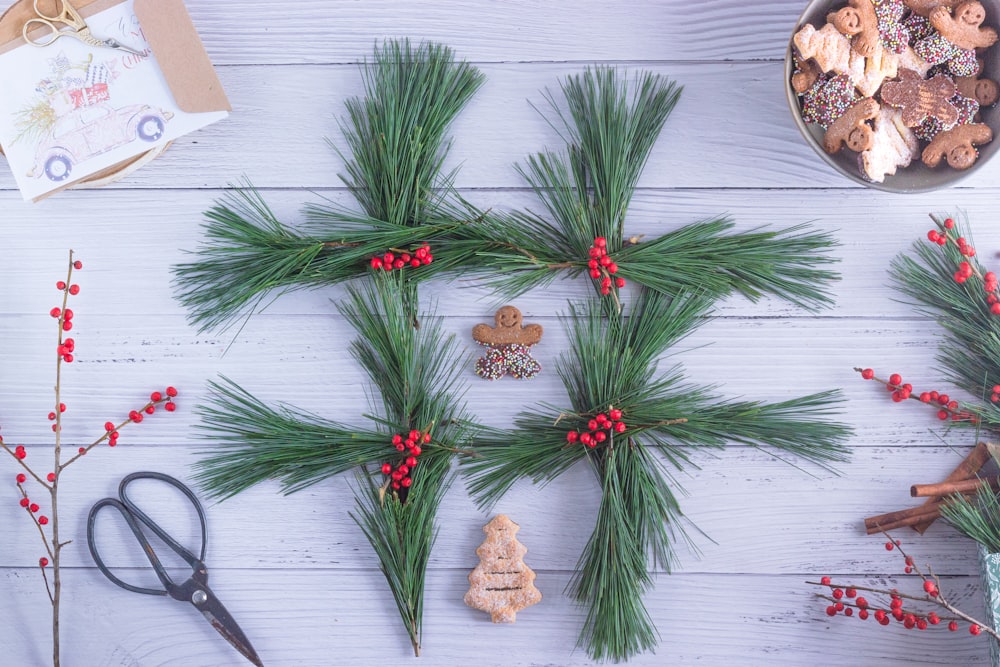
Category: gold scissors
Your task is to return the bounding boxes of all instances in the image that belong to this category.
[22,0,144,55]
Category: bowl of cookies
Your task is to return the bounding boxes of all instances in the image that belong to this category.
[786,0,1000,191]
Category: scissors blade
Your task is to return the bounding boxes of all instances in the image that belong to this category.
[101,37,144,57]
[197,591,264,667]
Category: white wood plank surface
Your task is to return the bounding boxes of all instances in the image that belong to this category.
[0,0,997,665]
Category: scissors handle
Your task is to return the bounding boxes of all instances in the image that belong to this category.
[87,472,209,598]
[31,0,86,26]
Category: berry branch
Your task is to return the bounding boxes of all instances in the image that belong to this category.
[855,367,978,423]
[810,534,997,640]
[0,252,178,667]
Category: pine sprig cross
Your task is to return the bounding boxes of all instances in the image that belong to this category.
[468,67,841,311]
[173,39,490,333]
[186,41,486,656]
[464,288,851,662]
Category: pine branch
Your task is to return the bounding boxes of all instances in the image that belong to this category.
[463,287,851,661]
[890,215,1000,416]
[193,377,389,499]
[173,39,490,333]
[351,456,452,657]
[940,486,1000,553]
[469,67,840,309]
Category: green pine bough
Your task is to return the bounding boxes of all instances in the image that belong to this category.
[461,67,852,662]
[183,40,488,656]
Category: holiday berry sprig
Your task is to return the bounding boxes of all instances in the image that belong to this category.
[369,244,434,272]
[855,367,978,423]
[808,534,997,639]
[925,216,1000,316]
[380,427,431,491]
[586,237,626,297]
[564,408,628,448]
[0,252,178,667]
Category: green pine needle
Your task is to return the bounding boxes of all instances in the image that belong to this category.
[467,67,839,309]
[464,288,851,662]
[940,486,1000,553]
[351,456,453,657]
[173,39,489,333]
[890,213,1000,431]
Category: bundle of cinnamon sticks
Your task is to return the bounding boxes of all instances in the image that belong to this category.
[864,442,997,535]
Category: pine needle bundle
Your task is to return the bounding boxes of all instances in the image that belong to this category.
[173,39,488,332]
[467,67,840,308]
[462,67,851,662]
[185,40,487,655]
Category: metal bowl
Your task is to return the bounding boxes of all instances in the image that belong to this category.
[785,0,1000,192]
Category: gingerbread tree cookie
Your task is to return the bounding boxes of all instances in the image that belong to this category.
[464,515,542,623]
[472,305,543,380]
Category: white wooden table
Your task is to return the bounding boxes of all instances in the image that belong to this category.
[1,1,997,664]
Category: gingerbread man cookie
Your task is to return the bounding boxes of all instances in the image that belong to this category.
[824,97,880,153]
[880,69,960,127]
[915,1,997,76]
[922,122,993,168]
[955,60,1000,106]
[829,0,881,56]
[472,306,543,380]
[792,56,825,94]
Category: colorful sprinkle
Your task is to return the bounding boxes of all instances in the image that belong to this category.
[915,31,980,77]
[903,13,933,42]
[874,0,910,53]
[801,74,857,127]
[914,92,980,140]
[475,343,541,380]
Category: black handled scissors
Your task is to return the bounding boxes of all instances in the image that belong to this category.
[22,0,144,55]
[87,471,264,667]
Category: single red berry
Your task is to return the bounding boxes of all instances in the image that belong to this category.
[370,257,383,269]
[62,353,73,363]
[888,373,902,386]
[904,565,913,574]
[949,621,959,631]
[19,498,29,507]
[856,597,868,608]
[394,443,405,452]
[78,447,86,454]
[68,284,80,295]
[406,456,417,467]
[587,419,598,431]
[832,588,844,600]
[971,624,982,636]
[608,262,618,274]
[944,218,955,229]
[150,391,163,402]
[614,421,627,433]
[409,446,422,456]
[164,402,176,412]
[596,413,608,424]
[391,470,403,481]
[401,477,413,488]
[64,338,74,352]
[166,387,178,397]
[835,602,844,612]
[39,557,48,567]
[820,576,831,585]
[825,605,837,617]
[609,408,623,421]
[885,541,894,551]
[594,237,607,248]
[589,269,601,279]
[46,473,55,483]
[566,431,579,443]
[937,410,949,420]
[104,421,115,432]
[381,463,392,475]
[55,281,66,290]
[391,481,400,490]
[49,307,60,318]
[875,610,887,622]
[845,587,857,598]
[62,321,72,331]
[15,449,26,460]
[844,607,853,617]
[858,609,869,621]
[615,278,626,288]
[73,260,83,269]
[580,433,592,445]
[594,431,607,443]
[916,618,927,630]
[423,432,431,443]
[928,612,940,625]
[923,580,938,596]
[991,303,1000,316]
[144,405,155,415]
[38,516,48,525]
[47,412,56,421]
[15,473,25,484]
[129,410,140,421]
[29,503,39,513]
[919,392,931,402]
[409,259,421,268]
[861,368,875,380]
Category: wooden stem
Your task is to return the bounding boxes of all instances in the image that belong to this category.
[911,441,990,533]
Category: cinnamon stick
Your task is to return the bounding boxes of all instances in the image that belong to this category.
[911,441,991,533]
[865,501,948,535]
[911,475,1000,498]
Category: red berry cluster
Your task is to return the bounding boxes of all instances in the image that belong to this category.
[565,409,627,448]
[369,244,433,272]
[858,368,977,423]
[380,428,430,490]
[816,538,985,636]
[927,218,1000,316]
[587,237,625,296]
